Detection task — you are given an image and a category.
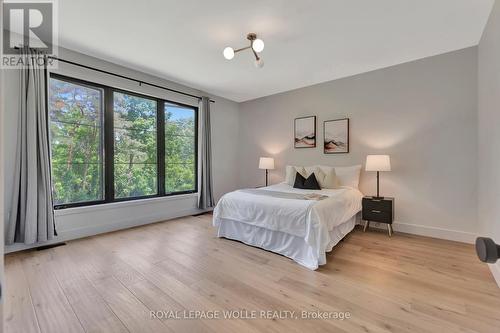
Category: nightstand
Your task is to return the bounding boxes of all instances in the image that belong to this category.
[362,196,394,236]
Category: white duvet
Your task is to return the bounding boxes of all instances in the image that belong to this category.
[213,183,363,266]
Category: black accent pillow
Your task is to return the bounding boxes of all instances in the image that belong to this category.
[293,172,321,190]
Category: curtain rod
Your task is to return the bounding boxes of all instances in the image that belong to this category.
[11,47,213,103]
[47,56,215,103]
[15,46,215,103]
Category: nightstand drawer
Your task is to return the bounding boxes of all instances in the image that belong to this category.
[362,209,392,224]
[362,198,393,212]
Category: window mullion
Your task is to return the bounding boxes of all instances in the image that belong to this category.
[104,88,115,202]
[158,100,166,195]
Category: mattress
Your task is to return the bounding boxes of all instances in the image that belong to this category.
[216,215,357,270]
[213,183,363,270]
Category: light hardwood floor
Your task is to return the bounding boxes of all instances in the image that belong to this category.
[5,213,500,333]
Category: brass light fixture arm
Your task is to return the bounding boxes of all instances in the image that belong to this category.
[252,49,260,61]
[234,45,251,53]
[233,33,260,60]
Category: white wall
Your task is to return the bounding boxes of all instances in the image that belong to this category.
[3,47,240,252]
[239,47,479,242]
[478,0,500,285]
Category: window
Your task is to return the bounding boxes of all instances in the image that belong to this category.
[49,78,104,205]
[114,92,157,198]
[48,74,198,209]
[165,102,196,193]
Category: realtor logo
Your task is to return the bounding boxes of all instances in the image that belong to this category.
[2,0,58,67]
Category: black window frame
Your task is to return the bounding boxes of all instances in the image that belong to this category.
[50,73,199,210]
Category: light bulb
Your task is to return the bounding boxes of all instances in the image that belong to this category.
[254,58,264,68]
[223,47,234,60]
[252,39,264,53]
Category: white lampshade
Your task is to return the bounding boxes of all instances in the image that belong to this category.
[259,157,275,170]
[252,38,265,53]
[223,47,234,60]
[365,155,391,172]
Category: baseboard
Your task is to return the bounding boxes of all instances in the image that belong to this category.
[363,220,477,244]
[489,262,500,288]
[5,207,205,254]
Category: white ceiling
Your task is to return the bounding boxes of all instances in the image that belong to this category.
[58,0,494,102]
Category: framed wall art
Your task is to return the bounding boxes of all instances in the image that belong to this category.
[294,116,316,148]
[324,118,349,154]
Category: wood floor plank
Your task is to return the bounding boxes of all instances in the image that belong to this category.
[127,258,263,333]
[90,275,168,333]
[20,252,85,333]
[126,279,214,333]
[5,213,500,333]
[4,255,40,333]
[49,245,129,333]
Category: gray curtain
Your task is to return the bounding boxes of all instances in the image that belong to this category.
[198,96,214,209]
[6,47,55,245]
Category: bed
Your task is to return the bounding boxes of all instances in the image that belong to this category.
[213,175,363,270]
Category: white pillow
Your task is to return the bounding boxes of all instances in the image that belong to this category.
[285,165,307,186]
[313,166,339,189]
[286,165,339,189]
[329,165,362,188]
[304,166,316,176]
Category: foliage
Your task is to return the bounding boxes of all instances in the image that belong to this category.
[49,79,196,205]
[49,79,103,204]
[113,92,158,198]
[165,104,195,193]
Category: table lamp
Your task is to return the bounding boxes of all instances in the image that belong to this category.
[259,157,275,187]
[365,155,391,199]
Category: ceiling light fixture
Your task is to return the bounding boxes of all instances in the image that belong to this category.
[223,33,265,68]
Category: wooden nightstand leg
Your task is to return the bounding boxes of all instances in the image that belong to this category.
[387,224,393,237]
[363,221,370,232]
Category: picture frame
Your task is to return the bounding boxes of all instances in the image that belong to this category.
[294,116,316,148]
[323,118,349,154]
